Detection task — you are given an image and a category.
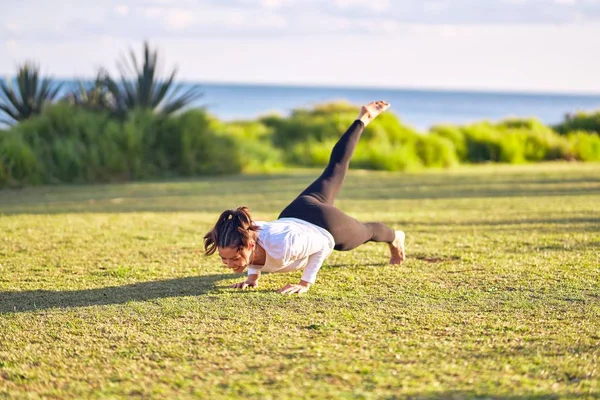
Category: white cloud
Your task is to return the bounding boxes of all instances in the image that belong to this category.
[140,5,291,31]
[333,0,390,11]
[213,9,288,29]
[329,16,351,31]
[352,19,401,34]
[4,0,600,44]
[261,0,289,9]
[5,39,18,51]
[5,22,21,33]
[257,14,288,28]
[114,5,130,16]
[140,6,162,18]
[131,2,291,32]
[424,2,448,13]
[166,9,195,29]
[149,0,183,4]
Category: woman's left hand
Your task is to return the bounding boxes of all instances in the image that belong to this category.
[277,282,310,295]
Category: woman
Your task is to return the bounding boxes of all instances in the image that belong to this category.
[204,100,405,295]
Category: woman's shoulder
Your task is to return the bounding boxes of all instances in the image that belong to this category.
[253,220,267,228]
[254,220,289,260]
[255,220,298,245]
[257,219,325,249]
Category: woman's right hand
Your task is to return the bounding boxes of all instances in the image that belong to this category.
[231,280,258,289]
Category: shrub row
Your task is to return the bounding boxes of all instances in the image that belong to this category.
[1,102,599,188]
[0,104,239,187]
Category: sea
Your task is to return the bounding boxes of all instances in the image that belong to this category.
[60,80,600,131]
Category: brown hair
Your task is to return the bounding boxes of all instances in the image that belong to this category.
[203,206,259,255]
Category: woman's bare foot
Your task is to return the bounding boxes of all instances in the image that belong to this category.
[389,230,405,264]
[358,100,391,126]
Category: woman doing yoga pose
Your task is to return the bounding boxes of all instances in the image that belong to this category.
[204,101,405,294]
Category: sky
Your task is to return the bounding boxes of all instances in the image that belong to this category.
[2,0,600,94]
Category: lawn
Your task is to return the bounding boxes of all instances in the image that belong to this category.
[1,162,599,399]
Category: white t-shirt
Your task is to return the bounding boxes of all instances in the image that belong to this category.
[247,217,335,284]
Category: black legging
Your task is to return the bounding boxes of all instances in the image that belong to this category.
[278,120,396,251]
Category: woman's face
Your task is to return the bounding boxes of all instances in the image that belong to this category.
[218,245,253,273]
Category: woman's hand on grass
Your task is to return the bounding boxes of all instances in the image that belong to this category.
[231,280,258,289]
[277,281,311,295]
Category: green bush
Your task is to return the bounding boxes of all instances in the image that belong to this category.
[288,138,336,167]
[276,103,424,172]
[430,125,467,162]
[415,135,459,168]
[433,118,573,165]
[554,111,600,135]
[498,129,570,163]
[568,131,600,161]
[0,131,41,186]
[353,141,424,171]
[266,114,352,150]
[363,112,420,144]
[497,118,550,132]
[262,102,419,151]
[287,136,425,172]
[462,123,503,162]
[10,103,124,183]
[287,137,425,172]
[164,110,240,175]
[0,159,6,186]
[2,100,599,189]
[214,120,282,173]
[0,104,241,187]
[498,132,527,163]
[499,119,571,162]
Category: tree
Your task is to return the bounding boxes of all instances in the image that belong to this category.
[101,41,202,116]
[0,62,62,125]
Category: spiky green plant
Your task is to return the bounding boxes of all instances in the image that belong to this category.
[101,41,202,116]
[0,62,62,125]
[63,73,114,112]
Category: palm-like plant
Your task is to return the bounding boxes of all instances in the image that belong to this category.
[0,62,62,125]
[101,41,202,116]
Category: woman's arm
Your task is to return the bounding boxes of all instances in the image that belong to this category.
[300,247,330,284]
[278,233,333,295]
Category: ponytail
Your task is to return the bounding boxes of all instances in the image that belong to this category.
[204,206,259,255]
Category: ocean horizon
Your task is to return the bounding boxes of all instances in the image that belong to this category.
[55,80,600,131]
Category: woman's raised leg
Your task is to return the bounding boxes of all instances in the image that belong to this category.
[281,101,390,207]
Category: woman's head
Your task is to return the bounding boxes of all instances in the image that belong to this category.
[204,206,259,273]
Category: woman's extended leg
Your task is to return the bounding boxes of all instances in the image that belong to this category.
[293,119,364,205]
[280,101,390,206]
[277,101,405,263]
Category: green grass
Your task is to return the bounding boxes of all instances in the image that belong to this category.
[1,162,599,399]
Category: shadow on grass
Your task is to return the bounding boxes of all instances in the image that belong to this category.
[326,255,463,268]
[412,255,462,263]
[402,391,566,400]
[420,217,600,227]
[402,217,600,234]
[325,262,388,269]
[0,274,237,314]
